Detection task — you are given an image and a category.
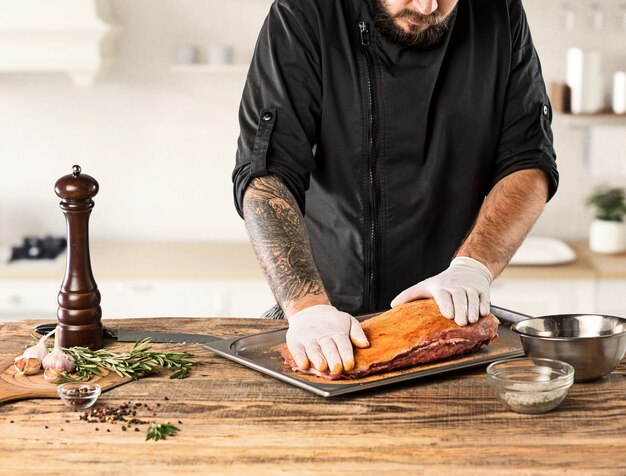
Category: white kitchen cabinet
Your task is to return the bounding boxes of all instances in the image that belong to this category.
[98,280,219,319]
[594,280,626,317]
[0,278,275,322]
[98,279,274,319]
[490,278,596,317]
[0,279,58,322]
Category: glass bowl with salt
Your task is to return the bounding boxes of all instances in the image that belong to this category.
[486,358,574,414]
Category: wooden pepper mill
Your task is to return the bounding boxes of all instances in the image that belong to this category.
[55,165,102,350]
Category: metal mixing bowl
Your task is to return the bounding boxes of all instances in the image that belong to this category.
[511,314,626,382]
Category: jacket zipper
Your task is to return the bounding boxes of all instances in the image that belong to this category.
[359,21,380,312]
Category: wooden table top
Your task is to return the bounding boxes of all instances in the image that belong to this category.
[0,317,624,475]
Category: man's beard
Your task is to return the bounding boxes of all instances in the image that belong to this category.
[371,0,457,49]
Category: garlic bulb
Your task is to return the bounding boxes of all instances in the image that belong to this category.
[42,331,75,373]
[21,328,55,361]
[14,357,42,375]
[22,343,48,361]
[42,349,74,372]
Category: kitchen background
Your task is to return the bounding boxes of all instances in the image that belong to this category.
[0,0,625,321]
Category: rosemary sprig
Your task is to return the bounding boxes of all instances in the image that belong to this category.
[146,422,180,441]
[58,338,197,383]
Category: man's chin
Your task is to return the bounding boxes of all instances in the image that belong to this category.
[371,1,458,49]
[387,27,444,49]
[404,23,429,35]
[404,18,428,29]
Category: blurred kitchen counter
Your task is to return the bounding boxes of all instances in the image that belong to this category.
[1,241,625,319]
[0,241,264,280]
[0,240,624,280]
[500,241,626,280]
[0,241,271,320]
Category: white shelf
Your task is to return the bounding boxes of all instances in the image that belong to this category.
[558,112,626,128]
[169,64,248,74]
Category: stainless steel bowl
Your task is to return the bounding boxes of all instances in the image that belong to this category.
[511,314,626,382]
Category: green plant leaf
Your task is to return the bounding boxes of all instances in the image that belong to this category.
[586,187,626,222]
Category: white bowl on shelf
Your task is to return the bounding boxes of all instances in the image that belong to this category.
[509,237,576,266]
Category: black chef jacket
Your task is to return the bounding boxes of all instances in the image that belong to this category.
[232,0,559,316]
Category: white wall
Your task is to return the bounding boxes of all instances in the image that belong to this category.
[0,0,270,245]
[0,0,625,245]
[522,0,626,239]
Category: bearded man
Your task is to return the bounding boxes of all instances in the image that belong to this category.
[233,0,558,376]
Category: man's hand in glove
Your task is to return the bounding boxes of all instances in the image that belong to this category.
[286,304,370,375]
[390,256,493,326]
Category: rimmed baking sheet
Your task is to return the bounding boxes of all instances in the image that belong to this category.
[204,321,524,397]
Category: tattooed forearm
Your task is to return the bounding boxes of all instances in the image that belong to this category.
[243,175,329,316]
[456,168,548,279]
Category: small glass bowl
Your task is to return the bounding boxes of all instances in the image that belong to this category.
[486,358,574,414]
[57,383,101,411]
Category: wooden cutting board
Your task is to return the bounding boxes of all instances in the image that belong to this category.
[0,358,131,404]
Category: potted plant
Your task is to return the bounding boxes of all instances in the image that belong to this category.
[586,186,626,254]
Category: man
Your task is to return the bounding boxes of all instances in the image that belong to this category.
[232,0,558,376]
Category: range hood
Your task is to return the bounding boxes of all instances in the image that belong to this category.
[0,0,111,87]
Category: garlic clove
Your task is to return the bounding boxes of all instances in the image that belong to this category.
[14,357,42,375]
[43,367,63,383]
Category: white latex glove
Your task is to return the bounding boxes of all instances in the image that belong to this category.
[390,256,493,327]
[286,304,370,375]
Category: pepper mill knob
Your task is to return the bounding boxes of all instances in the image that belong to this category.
[55,165,102,350]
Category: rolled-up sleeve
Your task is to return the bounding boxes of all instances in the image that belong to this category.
[493,1,559,200]
[232,0,322,217]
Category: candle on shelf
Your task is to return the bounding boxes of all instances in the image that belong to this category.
[613,71,626,115]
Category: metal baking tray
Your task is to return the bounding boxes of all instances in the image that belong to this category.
[204,311,525,397]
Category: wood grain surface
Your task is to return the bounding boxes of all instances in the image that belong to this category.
[0,359,130,404]
[0,317,624,476]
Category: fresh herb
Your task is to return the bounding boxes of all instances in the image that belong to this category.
[146,422,179,441]
[586,186,626,222]
[58,338,196,383]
